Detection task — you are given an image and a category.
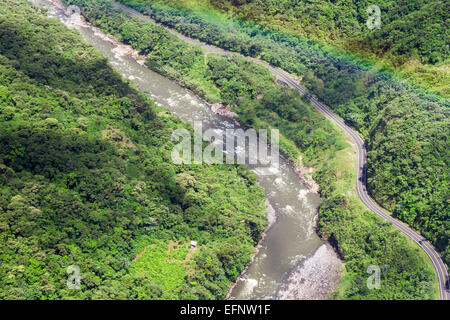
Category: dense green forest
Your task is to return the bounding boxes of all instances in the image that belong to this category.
[113,0,450,272]
[208,0,449,65]
[128,0,449,94]
[61,0,438,299]
[0,0,268,299]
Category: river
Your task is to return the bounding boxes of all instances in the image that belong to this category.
[29,0,343,300]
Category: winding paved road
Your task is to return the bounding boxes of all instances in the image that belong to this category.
[111,1,449,300]
[272,69,449,301]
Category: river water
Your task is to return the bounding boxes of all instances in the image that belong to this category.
[30,0,342,300]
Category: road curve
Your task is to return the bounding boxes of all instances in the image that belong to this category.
[111,1,449,300]
[271,69,449,301]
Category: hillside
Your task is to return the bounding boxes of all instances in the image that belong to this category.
[192,0,450,94]
[0,0,267,299]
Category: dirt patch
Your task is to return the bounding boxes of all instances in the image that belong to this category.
[102,128,137,151]
[210,103,238,119]
[290,156,319,194]
[133,244,156,262]
[167,240,197,266]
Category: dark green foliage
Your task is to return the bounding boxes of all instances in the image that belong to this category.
[317,195,435,299]
[209,0,449,65]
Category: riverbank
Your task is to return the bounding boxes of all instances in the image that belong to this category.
[276,243,344,300]
[225,200,277,299]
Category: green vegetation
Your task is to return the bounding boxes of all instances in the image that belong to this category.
[119,0,449,94]
[63,0,439,298]
[115,0,449,276]
[243,89,438,299]
[0,0,268,299]
[128,241,189,299]
[210,0,449,79]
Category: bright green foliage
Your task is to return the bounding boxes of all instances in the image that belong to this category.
[116,0,449,91]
